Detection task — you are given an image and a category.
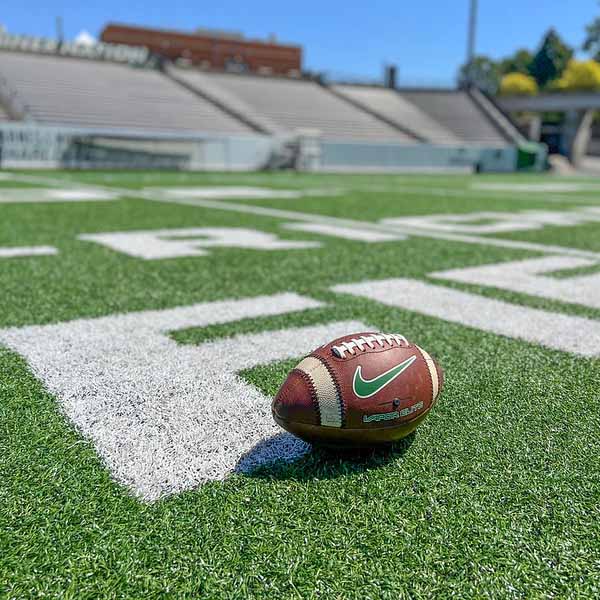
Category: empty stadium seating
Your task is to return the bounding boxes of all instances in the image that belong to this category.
[166,65,285,135]
[398,90,510,145]
[172,68,417,142]
[0,51,253,134]
[0,48,522,148]
[333,85,462,144]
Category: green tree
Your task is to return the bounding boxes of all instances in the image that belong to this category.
[499,49,534,76]
[458,55,501,94]
[583,17,600,61]
[530,29,573,88]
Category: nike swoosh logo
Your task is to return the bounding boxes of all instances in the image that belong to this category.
[352,355,417,399]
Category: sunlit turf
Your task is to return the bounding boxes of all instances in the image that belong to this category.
[1,170,599,597]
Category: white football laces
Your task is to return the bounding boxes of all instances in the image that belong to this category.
[332,333,408,358]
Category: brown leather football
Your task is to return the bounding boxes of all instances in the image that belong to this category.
[272,332,443,447]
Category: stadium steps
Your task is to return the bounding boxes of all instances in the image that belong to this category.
[331,84,461,144]
[0,51,255,134]
[171,70,416,142]
[166,66,285,135]
[468,87,526,144]
[397,89,513,145]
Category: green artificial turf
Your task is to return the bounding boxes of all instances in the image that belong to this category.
[1,171,599,598]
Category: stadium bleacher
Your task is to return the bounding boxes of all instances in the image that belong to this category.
[398,89,511,145]
[333,85,463,144]
[166,66,285,135]
[0,51,253,134]
[0,48,522,145]
[0,44,542,171]
[172,68,417,142]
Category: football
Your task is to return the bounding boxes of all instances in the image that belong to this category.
[272,332,443,447]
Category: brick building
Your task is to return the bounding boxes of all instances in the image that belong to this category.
[101,23,302,75]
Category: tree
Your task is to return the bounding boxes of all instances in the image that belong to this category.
[499,49,534,76]
[458,55,501,94]
[583,16,600,61]
[499,72,538,95]
[555,59,600,91]
[530,29,573,88]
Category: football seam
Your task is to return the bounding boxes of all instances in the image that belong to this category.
[310,353,345,427]
[414,346,435,408]
[291,367,321,424]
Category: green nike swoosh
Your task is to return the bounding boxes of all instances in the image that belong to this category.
[352,355,417,399]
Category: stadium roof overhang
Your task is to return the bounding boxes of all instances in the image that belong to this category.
[498,92,600,113]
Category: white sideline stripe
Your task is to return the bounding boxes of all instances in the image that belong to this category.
[155,187,340,199]
[5,173,600,261]
[332,278,600,358]
[0,188,118,203]
[295,356,342,427]
[416,345,439,402]
[158,186,304,199]
[7,172,600,204]
[0,246,58,258]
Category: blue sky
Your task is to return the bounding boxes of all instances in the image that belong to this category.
[1,1,598,85]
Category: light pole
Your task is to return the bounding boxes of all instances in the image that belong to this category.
[466,0,478,67]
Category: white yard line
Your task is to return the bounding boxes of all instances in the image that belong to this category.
[6,172,600,261]
[7,172,600,204]
[0,174,79,188]
[0,246,58,258]
[139,194,600,261]
[0,188,118,203]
